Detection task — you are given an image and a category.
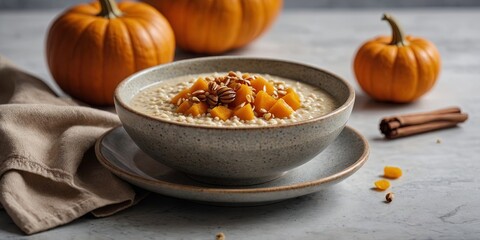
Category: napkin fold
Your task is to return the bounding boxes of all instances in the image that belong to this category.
[0,56,143,234]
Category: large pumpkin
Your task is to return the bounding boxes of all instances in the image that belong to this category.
[46,0,175,105]
[353,14,441,103]
[142,0,283,54]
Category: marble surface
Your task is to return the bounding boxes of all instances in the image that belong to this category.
[1,8,480,239]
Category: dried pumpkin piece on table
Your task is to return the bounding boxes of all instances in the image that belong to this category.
[384,166,402,179]
[374,179,390,191]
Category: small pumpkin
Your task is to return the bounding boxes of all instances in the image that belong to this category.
[46,0,175,105]
[142,0,283,54]
[353,13,441,103]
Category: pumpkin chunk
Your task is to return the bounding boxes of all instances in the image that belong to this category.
[232,84,253,107]
[269,99,293,118]
[210,105,233,121]
[171,88,190,104]
[285,88,300,102]
[251,76,275,95]
[282,92,301,110]
[184,102,208,117]
[189,77,209,92]
[176,100,193,114]
[254,91,276,114]
[234,104,255,121]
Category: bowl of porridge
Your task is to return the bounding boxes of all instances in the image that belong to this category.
[114,57,355,186]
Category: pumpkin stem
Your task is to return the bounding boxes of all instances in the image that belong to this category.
[97,0,122,19]
[382,13,408,46]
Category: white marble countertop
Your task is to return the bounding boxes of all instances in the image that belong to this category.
[1,8,480,239]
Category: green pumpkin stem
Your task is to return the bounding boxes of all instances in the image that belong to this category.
[382,13,408,46]
[97,0,122,19]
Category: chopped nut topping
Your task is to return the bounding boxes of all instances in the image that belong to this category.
[264,112,272,120]
[191,96,201,103]
[217,86,236,104]
[386,192,394,203]
[207,94,218,106]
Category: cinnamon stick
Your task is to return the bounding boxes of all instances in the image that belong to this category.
[380,107,468,139]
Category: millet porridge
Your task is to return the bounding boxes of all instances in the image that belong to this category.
[130,71,338,127]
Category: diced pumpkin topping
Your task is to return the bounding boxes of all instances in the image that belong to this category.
[170,72,304,121]
[251,76,275,95]
[232,84,253,107]
[189,77,209,92]
[282,92,301,110]
[254,91,276,114]
[269,99,294,118]
[210,105,233,121]
[176,100,193,114]
[234,103,255,121]
[285,88,300,101]
[184,102,208,117]
[171,88,190,104]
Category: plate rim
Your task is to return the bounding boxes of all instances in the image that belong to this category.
[95,125,369,194]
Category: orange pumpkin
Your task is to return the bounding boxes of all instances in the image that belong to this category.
[142,0,283,54]
[353,13,441,103]
[46,0,175,105]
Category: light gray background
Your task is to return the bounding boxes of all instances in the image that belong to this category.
[1,0,480,9]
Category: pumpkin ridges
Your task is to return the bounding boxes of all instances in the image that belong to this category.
[367,45,392,101]
[148,0,188,51]
[233,0,264,49]
[65,18,99,99]
[144,0,282,54]
[122,6,175,63]
[48,15,95,96]
[410,44,436,101]
[122,18,158,71]
[102,19,132,104]
[260,0,282,37]
[76,20,109,104]
[192,0,214,53]
[168,0,189,51]
[205,0,242,54]
[410,38,441,81]
[47,0,175,105]
[133,18,170,64]
[391,47,418,102]
[354,42,384,99]
[371,46,398,101]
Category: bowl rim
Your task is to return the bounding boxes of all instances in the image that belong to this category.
[114,56,355,130]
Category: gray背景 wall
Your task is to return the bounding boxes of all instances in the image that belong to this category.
[1,0,480,9]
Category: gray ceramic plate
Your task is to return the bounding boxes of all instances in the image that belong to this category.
[95,126,369,205]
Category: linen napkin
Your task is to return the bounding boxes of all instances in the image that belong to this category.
[0,56,143,234]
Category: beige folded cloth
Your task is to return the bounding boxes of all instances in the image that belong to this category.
[0,56,145,234]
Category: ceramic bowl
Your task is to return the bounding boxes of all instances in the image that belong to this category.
[114,57,355,186]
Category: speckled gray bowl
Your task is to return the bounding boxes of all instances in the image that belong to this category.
[114,57,355,186]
